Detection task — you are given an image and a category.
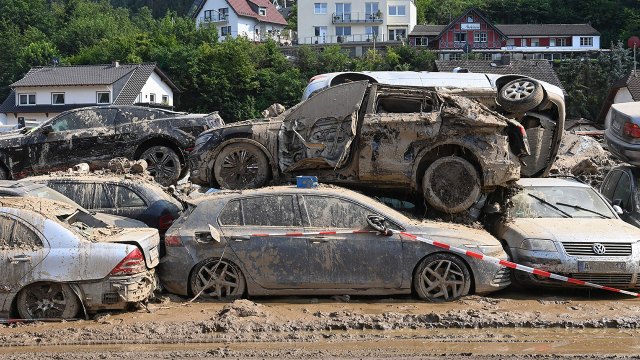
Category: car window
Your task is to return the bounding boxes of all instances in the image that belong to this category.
[601,170,622,200]
[118,108,166,124]
[376,94,435,113]
[47,182,95,209]
[241,195,298,226]
[0,215,42,248]
[94,184,112,209]
[219,200,242,226]
[105,184,146,208]
[51,109,116,131]
[302,195,375,229]
[613,173,633,211]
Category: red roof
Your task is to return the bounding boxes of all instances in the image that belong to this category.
[226,0,288,26]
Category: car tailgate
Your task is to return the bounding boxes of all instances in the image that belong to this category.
[100,228,161,268]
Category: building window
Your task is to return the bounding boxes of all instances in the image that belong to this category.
[454,32,467,42]
[388,5,405,16]
[336,26,351,36]
[18,93,36,106]
[580,37,592,46]
[531,38,540,47]
[365,2,379,19]
[162,95,169,104]
[218,8,228,20]
[149,93,156,103]
[258,7,266,16]
[556,38,567,46]
[388,28,406,41]
[97,92,111,104]
[473,32,487,43]
[314,26,327,37]
[51,93,65,105]
[335,3,351,21]
[314,3,327,14]
[220,26,232,36]
[483,53,493,60]
[415,36,429,46]
[365,26,379,37]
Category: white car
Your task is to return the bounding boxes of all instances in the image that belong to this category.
[302,71,566,178]
[0,197,159,319]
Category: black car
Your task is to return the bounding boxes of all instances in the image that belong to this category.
[600,165,639,227]
[0,106,223,185]
[25,175,184,236]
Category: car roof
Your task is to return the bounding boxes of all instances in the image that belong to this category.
[516,177,591,188]
[0,180,47,194]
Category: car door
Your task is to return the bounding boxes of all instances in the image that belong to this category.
[299,194,403,289]
[0,214,50,302]
[219,194,310,288]
[358,87,441,182]
[28,108,118,173]
[278,81,368,173]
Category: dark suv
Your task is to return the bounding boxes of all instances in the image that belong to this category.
[0,106,223,185]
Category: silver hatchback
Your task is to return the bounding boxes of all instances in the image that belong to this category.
[491,178,640,288]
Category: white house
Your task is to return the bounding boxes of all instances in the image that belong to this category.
[297,0,417,44]
[191,0,288,42]
[0,62,179,129]
[598,71,640,128]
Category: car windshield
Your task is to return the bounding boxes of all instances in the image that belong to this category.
[511,186,616,219]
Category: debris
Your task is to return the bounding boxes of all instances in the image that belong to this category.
[330,295,351,302]
[261,103,286,118]
[108,158,148,175]
[72,163,90,173]
[218,300,267,318]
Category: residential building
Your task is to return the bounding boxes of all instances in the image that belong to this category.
[409,8,601,61]
[0,62,178,129]
[191,0,288,42]
[297,1,417,44]
[598,71,640,128]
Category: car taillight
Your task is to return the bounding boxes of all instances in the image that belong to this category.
[165,235,183,247]
[110,248,146,275]
[623,121,640,138]
[158,213,174,230]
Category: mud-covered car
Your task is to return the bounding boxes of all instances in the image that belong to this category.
[486,177,640,289]
[0,106,224,186]
[0,180,147,229]
[0,198,159,319]
[25,175,183,236]
[159,185,510,302]
[600,165,640,228]
[190,81,530,213]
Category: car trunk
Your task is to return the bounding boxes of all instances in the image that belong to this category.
[98,228,161,268]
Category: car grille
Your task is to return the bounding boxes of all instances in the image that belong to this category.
[562,242,632,256]
[492,267,511,286]
[102,293,120,304]
[569,274,634,288]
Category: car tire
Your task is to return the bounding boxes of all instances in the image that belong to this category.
[16,282,81,319]
[190,258,246,300]
[0,165,8,180]
[213,143,269,190]
[497,78,544,113]
[140,146,182,186]
[422,156,481,213]
[414,253,471,302]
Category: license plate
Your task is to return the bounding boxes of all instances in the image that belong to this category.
[149,246,159,263]
[578,261,626,273]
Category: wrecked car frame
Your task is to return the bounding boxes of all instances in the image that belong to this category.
[190,81,528,213]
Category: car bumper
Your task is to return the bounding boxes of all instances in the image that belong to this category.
[605,130,640,165]
[78,270,157,311]
[511,248,640,288]
[158,248,195,296]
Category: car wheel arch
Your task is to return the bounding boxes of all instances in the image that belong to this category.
[134,137,185,165]
[412,143,484,193]
[12,281,85,319]
[208,138,278,187]
[411,251,476,296]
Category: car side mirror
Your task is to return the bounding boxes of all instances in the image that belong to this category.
[208,224,221,243]
[612,204,624,216]
[41,124,53,134]
[367,214,392,236]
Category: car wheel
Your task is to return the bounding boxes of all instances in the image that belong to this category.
[497,78,544,113]
[422,156,481,213]
[140,146,182,186]
[190,258,246,300]
[0,166,7,180]
[213,143,269,190]
[414,253,471,302]
[16,282,81,319]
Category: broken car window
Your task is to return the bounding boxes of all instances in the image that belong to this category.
[303,195,372,229]
[376,95,434,114]
[241,195,297,227]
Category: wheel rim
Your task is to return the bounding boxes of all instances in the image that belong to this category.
[194,260,242,299]
[23,283,70,318]
[219,149,259,188]
[504,80,535,100]
[420,259,466,301]
[144,149,178,181]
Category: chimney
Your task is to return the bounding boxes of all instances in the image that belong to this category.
[113,60,120,68]
[501,54,511,66]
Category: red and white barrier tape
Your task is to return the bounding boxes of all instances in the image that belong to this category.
[243,229,640,297]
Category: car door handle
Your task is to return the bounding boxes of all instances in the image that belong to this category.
[309,238,329,244]
[230,235,250,242]
[10,255,31,263]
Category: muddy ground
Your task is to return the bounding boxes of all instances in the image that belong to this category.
[3,287,640,359]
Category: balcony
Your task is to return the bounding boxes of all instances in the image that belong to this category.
[300,33,389,44]
[332,12,383,24]
[438,40,503,50]
[199,15,228,24]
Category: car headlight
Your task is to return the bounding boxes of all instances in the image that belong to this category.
[464,244,504,256]
[521,238,557,252]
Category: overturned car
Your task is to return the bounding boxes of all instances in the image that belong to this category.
[190,80,557,213]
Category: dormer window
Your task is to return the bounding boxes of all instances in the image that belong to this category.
[259,7,266,16]
[467,15,473,22]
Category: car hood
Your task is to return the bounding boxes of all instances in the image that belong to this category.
[98,227,161,268]
[408,221,501,247]
[93,212,147,228]
[507,218,640,243]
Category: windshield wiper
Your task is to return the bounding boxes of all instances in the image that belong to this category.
[527,193,573,218]
[556,202,611,219]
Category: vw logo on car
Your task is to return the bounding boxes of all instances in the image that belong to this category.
[592,243,607,255]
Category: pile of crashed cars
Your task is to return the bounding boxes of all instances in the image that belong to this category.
[2,70,640,321]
